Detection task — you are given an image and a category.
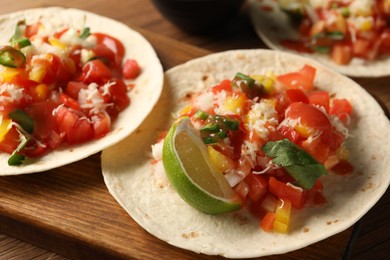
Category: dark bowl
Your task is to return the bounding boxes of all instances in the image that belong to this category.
[151,0,246,34]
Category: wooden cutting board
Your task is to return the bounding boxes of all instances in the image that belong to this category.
[0,28,387,260]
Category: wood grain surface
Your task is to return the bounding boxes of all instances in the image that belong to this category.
[0,0,389,259]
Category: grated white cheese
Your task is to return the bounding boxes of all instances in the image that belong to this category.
[193,91,214,112]
[78,83,112,114]
[0,83,27,103]
[246,100,278,139]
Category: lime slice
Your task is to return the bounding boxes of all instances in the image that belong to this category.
[162,117,242,215]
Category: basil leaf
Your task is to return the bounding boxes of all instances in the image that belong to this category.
[262,139,328,189]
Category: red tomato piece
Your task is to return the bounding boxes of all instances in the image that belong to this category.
[245,174,268,202]
[211,79,233,94]
[308,91,330,112]
[260,212,275,232]
[300,137,331,163]
[268,177,306,209]
[329,98,352,124]
[277,64,316,90]
[25,101,58,141]
[92,43,116,66]
[286,102,332,142]
[60,93,80,111]
[122,59,141,80]
[66,81,88,100]
[93,33,125,68]
[0,127,20,154]
[278,125,300,143]
[66,118,94,144]
[331,44,353,65]
[109,79,130,114]
[81,59,113,84]
[285,89,309,104]
[92,112,111,139]
[331,160,354,175]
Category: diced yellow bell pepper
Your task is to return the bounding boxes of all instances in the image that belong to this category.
[222,94,246,114]
[0,118,12,142]
[33,83,49,101]
[179,105,193,116]
[48,37,67,50]
[0,66,21,82]
[273,199,292,234]
[207,145,235,173]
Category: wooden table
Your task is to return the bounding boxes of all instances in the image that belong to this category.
[0,0,389,259]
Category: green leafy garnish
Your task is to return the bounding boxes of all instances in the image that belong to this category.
[8,134,30,166]
[262,139,328,190]
[10,20,32,49]
[79,27,91,39]
[9,109,34,134]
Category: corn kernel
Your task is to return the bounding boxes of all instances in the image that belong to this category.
[336,146,350,160]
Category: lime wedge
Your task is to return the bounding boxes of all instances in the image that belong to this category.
[162,117,242,215]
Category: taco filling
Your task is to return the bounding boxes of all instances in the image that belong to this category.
[152,64,354,234]
[0,20,141,165]
[278,0,390,65]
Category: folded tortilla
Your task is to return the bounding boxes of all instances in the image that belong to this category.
[102,49,390,258]
[248,0,390,78]
[0,7,163,175]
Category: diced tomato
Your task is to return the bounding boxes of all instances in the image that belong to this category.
[92,112,111,139]
[25,101,58,141]
[65,118,93,144]
[60,93,80,111]
[211,79,233,94]
[260,212,275,232]
[108,79,130,113]
[81,59,113,84]
[353,38,372,59]
[55,106,78,136]
[278,125,300,143]
[300,137,331,163]
[92,43,116,66]
[122,59,141,80]
[0,127,20,154]
[92,33,125,68]
[308,91,330,112]
[268,177,306,209]
[329,98,352,124]
[25,22,41,38]
[331,160,354,175]
[66,81,88,100]
[285,102,332,142]
[245,174,268,202]
[277,65,316,90]
[285,89,309,104]
[299,64,316,84]
[23,142,48,158]
[331,44,353,65]
[379,29,390,54]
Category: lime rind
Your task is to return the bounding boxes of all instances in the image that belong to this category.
[162,117,242,215]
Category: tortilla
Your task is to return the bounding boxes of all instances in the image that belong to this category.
[248,0,390,78]
[0,7,163,175]
[102,49,390,258]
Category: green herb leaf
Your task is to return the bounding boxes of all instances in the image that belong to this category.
[79,27,91,39]
[262,139,328,189]
[8,135,30,166]
[9,109,34,134]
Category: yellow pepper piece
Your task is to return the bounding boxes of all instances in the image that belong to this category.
[294,124,311,138]
[223,94,246,114]
[336,146,350,161]
[34,83,49,101]
[250,72,276,94]
[179,105,193,116]
[48,37,67,50]
[207,145,235,173]
[0,66,21,82]
[0,118,12,142]
[273,199,292,234]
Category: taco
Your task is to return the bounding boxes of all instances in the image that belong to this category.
[248,0,390,77]
[0,7,163,175]
[102,50,390,258]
